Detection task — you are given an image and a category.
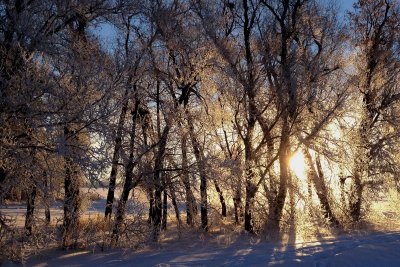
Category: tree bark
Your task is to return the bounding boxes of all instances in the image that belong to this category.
[111,100,140,245]
[233,187,243,224]
[181,133,197,226]
[169,185,182,227]
[25,183,37,236]
[213,179,227,217]
[62,127,82,249]
[266,124,289,239]
[62,157,81,249]
[148,189,154,224]
[303,149,340,228]
[151,124,170,241]
[244,159,256,233]
[43,173,51,224]
[105,96,129,219]
[350,115,371,222]
[161,186,168,230]
[242,0,257,234]
[186,111,208,231]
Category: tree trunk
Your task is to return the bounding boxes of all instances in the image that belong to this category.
[169,185,181,227]
[62,157,81,249]
[242,0,257,234]
[43,173,51,224]
[62,127,82,249]
[105,96,129,219]
[244,159,256,233]
[0,168,6,205]
[233,187,243,224]
[213,179,227,217]
[161,187,168,230]
[315,155,341,227]
[349,170,363,222]
[186,111,208,231]
[111,100,140,245]
[303,149,340,228]
[349,117,370,222]
[243,105,256,233]
[151,125,170,241]
[25,183,37,236]
[148,189,154,224]
[181,133,197,226]
[266,125,289,239]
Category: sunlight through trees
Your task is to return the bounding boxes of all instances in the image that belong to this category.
[0,0,400,262]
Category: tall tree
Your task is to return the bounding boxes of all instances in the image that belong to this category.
[348,0,400,222]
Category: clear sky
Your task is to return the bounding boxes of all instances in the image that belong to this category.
[338,0,357,14]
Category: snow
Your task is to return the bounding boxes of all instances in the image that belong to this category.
[3,231,400,267]
[2,189,399,266]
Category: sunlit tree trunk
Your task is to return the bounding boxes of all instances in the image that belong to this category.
[303,149,340,227]
[266,125,290,239]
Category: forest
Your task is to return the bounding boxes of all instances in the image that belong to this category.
[1,0,400,265]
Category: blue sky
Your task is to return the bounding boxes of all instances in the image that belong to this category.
[93,0,358,50]
[338,0,356,14]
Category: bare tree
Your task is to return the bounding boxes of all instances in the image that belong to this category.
[348,0,400,222]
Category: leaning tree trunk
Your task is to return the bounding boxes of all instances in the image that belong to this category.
[111,101,140,245]
[169,184,182,227]
[213,179,227,217]
[303,149,340,228]
[105,95,129,219]
[315,155,341,227]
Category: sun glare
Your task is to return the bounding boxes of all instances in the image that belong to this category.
[290,151,307,181]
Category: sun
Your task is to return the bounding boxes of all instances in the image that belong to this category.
[289,151,307,181]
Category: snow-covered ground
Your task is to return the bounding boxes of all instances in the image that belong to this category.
[2,231,400,266]
[2,188,400,266]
